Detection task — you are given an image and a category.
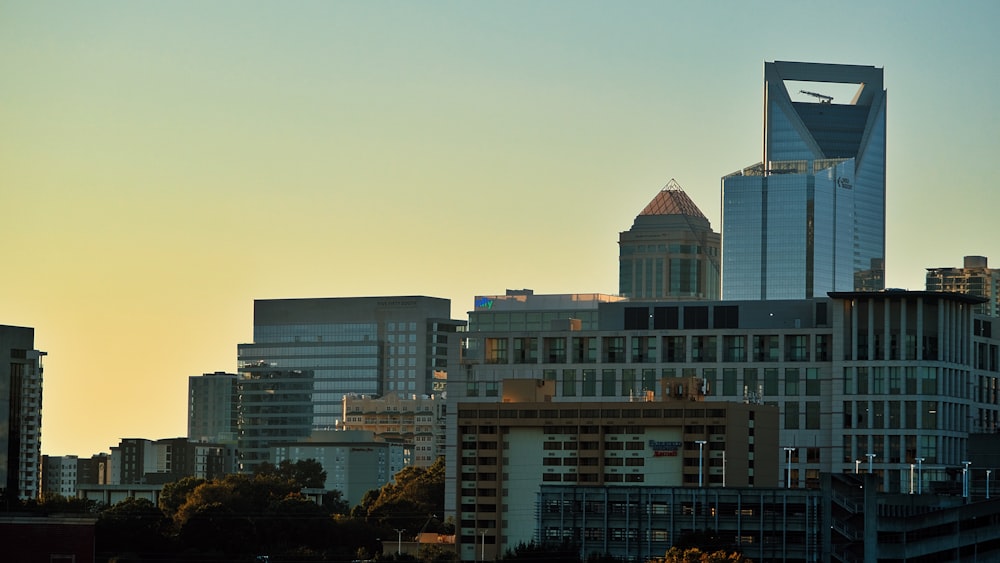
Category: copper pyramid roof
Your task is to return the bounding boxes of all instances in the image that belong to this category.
[638,179,707,220]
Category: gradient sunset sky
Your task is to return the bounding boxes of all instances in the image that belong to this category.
[3,1,998,457]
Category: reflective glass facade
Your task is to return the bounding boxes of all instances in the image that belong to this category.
[723,61,886,300]
[236,296,463,471]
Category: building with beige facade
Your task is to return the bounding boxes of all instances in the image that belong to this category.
[449,379,778,560]
[927,255,999,318]
[342,393,446,467]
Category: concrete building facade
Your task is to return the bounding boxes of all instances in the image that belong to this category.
[619,179,720,301]
[722,61,887,300]
[448,379,779,560]
[456,291,1000,497]
[40,455,78,498]
[0,324,44,501]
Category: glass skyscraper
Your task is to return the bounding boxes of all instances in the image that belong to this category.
[722,61,886,300]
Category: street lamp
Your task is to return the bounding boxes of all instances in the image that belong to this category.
[783,447,796,489]
[695,440,707,488]
[962,461,972,500]
[915,457,925,494]
[722,450,727,488]
[987,469,993,499]
[480,529,487,561]
[394,528,404,555]
[854,459,861,474]
[865,453,876,474]
[909,463,915,494]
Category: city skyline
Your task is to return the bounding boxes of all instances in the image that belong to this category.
[2,1,998,457]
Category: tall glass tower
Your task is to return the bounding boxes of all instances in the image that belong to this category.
[722,61,886,300]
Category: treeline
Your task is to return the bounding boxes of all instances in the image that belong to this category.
[23,457,453,563]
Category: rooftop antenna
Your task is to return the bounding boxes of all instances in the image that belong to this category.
[799,90,833,104]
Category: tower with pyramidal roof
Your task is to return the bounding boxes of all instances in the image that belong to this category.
[618,179,720,300]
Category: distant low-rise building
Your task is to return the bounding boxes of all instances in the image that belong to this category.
[40,455,78,498]
[272,430,407,505]
[342,393,446,467]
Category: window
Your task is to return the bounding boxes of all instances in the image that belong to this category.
[692,336,717,363]
[664,336,685,362]
[573,337,597,363]
[582,370,597,397]
[602,369,617,397]
[723,369,737,396]
[603,337,626,363]
[562,370,577,397]
[485,338,507,364]
[513,337,537,364]
[723,335,746,362]
[621,369,637,397]
[631,336,656,363]
[784,402,799,429]
[785,335,809,361]
[805,401,820,429]
[753,335,779,362]
[805,368,820,395]
[544,338,566,363]
[785,368,800,396]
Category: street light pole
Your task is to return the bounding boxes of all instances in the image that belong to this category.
[695,440,707,487]
[480,529,487,561]
[394,528,404,555]
[855,459,861,474]
[962,461,972,500]
[916,458,924,494]
[987,469,992,499]
[865,453,876,474]
[783,447,796,489]
[910,463,915,494]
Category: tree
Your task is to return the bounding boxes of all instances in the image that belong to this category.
[501,540,582,563]
[158,476,205,518]
[96,497,172,556]
[255,458,327,489]
[358,457,446,534]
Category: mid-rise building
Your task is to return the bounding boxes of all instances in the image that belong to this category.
[188,371,238,444]
[927,255,1000,317]
[40,455,78,498]
[619,179,720,300]
[342,393,446,467]
[722,61,887,300]
[449,378,779,560]
[271,430,406,505]
[457,291,1000,495]
[0,324,44,501]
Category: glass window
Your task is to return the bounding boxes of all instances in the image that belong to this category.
[582,370,597,397]
[784,402,799,429]
[806,402,820,429]
[602,369,616,397]
[603,337,626,363]
[785,368,800,396]
[805,368,820,396]
[562,369,577,397]
[723,369,738,396]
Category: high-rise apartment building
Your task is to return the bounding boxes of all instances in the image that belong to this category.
[188,371,238,444]
[619,179,720,300]
[0,325,44,501]
[236,296,464,471]
[722,61,887,299]
[927,255,999,317]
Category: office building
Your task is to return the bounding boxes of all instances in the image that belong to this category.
[456,290,1000,495]
[342,393,446,467]
[188,371,238,444]
[927,255,999,317]
[0,324,44,501]
[237,296,464,471]
[449,379,779,560]
[271,430,407,505]
[722,61,887,299]
[619,179,720,300]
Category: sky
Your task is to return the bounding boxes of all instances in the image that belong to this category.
[2,1,998,457]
